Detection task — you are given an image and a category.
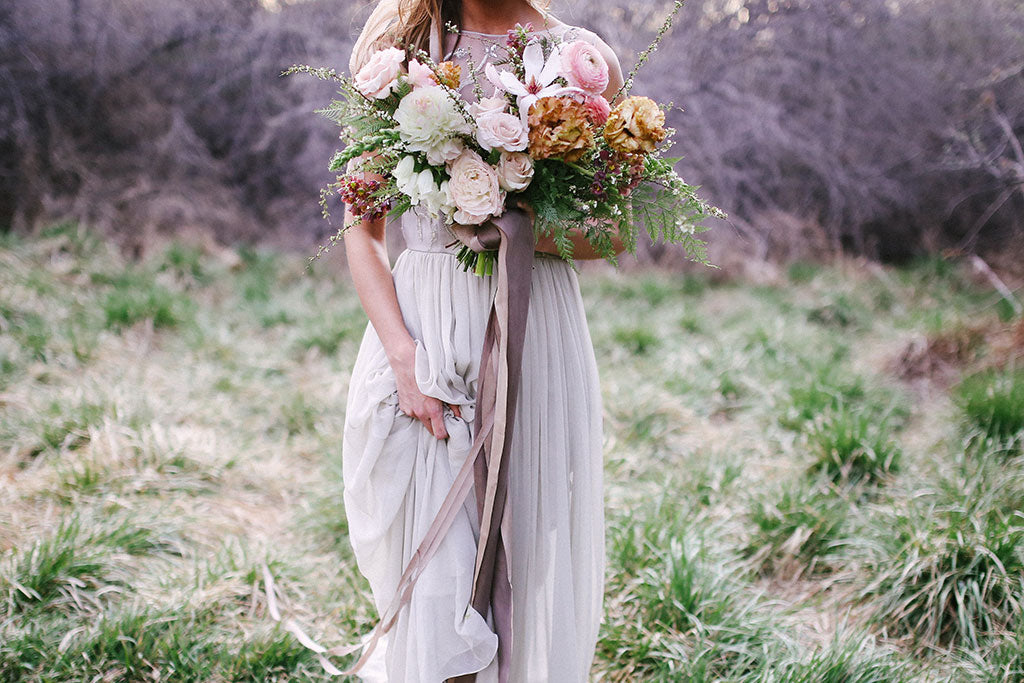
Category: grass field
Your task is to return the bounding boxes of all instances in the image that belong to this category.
[2,223,1023,682]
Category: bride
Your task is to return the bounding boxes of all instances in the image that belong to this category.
[339,0,624,680]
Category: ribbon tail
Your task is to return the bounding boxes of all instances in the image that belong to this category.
[466,208,535,683]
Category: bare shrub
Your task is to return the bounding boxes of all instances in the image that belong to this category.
[0,0,1021,266]
[569,0,1024,265]
[0,0,365,250]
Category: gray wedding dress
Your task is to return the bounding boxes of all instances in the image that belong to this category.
[341,23,606,683]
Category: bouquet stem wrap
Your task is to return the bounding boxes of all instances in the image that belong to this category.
[307,209,533,682]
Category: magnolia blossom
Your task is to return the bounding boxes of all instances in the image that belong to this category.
[407,58,438,89]
[394,155,454,218]
[394,85,472,165]
[354,47,405,99]
[447,149,505,225]
[476,111,529,152]
[496,151,534,192]
[486,40,581,124]
[560,40,609,95]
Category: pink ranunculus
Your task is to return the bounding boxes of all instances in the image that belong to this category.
[407,58,438,89]
[354,47,405,99]
[447,149,506,225]
[583,94,611,126]
[560,40,609,95]
[476,111,529,153]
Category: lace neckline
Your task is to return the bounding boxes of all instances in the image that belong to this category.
[460,26,557,37]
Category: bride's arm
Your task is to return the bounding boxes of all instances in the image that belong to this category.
[344,176,458,439]
[534,32,627,260]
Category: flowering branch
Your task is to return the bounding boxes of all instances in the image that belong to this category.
[612,0,687,104]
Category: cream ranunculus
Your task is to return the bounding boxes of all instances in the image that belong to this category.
[446,149,506,225]
[496,151,534,192]
[354,47,405,99]
[475,111,529,153]
[394,85,473,165]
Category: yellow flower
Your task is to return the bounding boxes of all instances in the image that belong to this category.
[437,61,461,90]
[603,96,667,155]
[527,96,595,163]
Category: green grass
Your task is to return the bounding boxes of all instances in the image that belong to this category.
[1,224,1021,681]
[805,404,903,486]
[856,458,1024,650]
[763,630,913,682]
[746,479,849,576]
[956,366,1024,447]
[1,513,178,615]
[98,269,196,331]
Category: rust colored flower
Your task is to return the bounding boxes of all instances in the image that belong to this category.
[527,96,595,163]
[603,96,667,155]
[436,61,461,90]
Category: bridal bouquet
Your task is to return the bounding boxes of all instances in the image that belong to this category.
[285,1,724,274]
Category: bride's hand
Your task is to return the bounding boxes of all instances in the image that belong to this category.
[389,340,462,439]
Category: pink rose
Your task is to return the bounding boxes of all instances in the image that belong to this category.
[583,94,611,126]
[447,149,506,225]
[407,58,438,89]
[469,95,508,119]
[560,40,609,95]
[354,47,405,99]
[476,111,529,152]
[496,151,534,192]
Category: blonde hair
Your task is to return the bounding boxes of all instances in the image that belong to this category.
[350,0,550,73]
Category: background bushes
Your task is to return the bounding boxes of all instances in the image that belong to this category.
[0,0,1021,264]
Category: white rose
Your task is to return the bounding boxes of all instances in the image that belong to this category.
[496,151,534,192]
[469,95,508,119]
[447,149,506,225]
[354,47,405,99]
[394,85,473,165]
[475,111,529,153]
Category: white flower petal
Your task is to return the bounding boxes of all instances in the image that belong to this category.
[498,70,529,97]
[516,94,538,127]
[522,41,544,79]
[485,63,507,92]
[538,46,563,87]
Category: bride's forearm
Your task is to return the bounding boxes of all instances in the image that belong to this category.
[344,208,416,366]
[533,215,627,260]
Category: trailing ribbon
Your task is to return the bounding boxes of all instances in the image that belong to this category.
[267,208,535,682]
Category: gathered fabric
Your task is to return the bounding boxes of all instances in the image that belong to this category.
[339,204,604,681]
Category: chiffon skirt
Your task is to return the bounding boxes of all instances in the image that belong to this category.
[341,247,605,682]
